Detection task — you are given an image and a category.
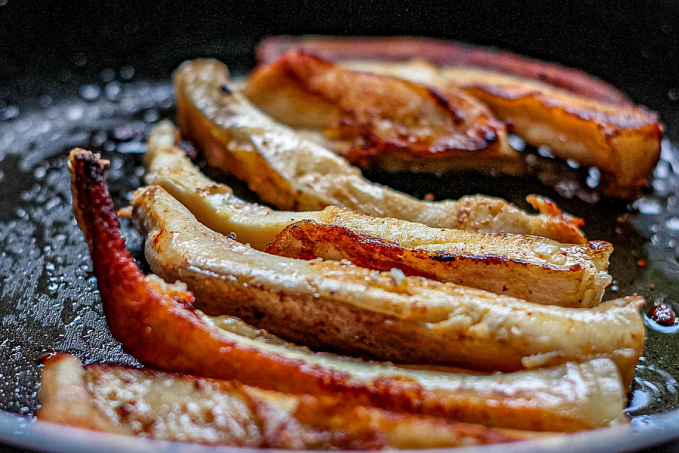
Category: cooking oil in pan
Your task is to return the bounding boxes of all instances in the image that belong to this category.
[0,75,678,420]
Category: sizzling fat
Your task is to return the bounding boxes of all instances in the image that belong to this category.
[130,182,643,382]
[340,59,662,198]
[38,354,529,449]
[243,51,521,174]
[67,150,630,432]
[145,121,611,307]
[174,58,587,243]
[255,36,632,105]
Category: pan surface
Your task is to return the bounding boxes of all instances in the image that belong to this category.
[1,1,679,452]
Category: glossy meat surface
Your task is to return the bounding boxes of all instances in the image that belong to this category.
[174,58,587,243]
[67,149,629,431]
[39,354,527,449]
[339,59,662,198]
[254,36,661,198]
[145,121,611,307]
[244,51,519,174]
[130,179,643,382]
[256,36,631,104]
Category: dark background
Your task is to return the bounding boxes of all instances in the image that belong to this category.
[1,0,678,138]
[1,1,679,452]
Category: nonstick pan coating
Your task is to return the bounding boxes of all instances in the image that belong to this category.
[1,1,679,452]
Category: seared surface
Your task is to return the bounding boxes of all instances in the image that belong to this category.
[255,36,632,105]
[266,218,612,307]
[174,58,587,243]
[39,354,528,449]
[145,121,611,307]
[339,59,662,198]
[67,149,629,431]
[244,51,519,174]
[130,180,643,382]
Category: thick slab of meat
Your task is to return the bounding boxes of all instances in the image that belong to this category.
[144,121,612,307]
[256,36,631,105]
[341,59,661,197]
[38,354,529,449]
[68,149,630,431]
[254,36,661,198]
[174,58,587,243]
[129,182,642,381]
[244,51,521,174]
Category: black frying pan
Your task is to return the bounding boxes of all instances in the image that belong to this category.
[1,1,679,452]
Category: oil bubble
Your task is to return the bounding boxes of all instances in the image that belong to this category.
[79,85,101,102]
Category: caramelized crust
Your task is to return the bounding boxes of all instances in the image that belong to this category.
[39,354,527,449]
[439,66,662,197]
[145,121,610,307]
[69,149,341,395]
[255,36,631,105]
[266,219,612,307]
[129,183,642,383]
[174,58,586,243]
[68,149,629,431]
[244,51,519,173]
[337,59,661,198]
[254,37,662,197]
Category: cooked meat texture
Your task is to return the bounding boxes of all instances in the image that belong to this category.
[145,121,611,307]
[68,149,628,431]
[255,36,631,105]
[38,354,529,449]
[130,183,642,382]
[174,58,587,243]
[339,59,662,199]
[266,219,612,307]
[244,51,521,174]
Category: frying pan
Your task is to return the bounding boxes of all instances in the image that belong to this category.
[1,0,679,452]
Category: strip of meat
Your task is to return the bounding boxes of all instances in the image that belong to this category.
[174,58,587,243]
[255,36,631,105]
[144,121,611,307]
[339,59,661,197]
[39,354,534,449]
[133,152,643,383]
[68,149,629,431]
[265,220,612,307]
[130,184,642,381]
[439,66,661,198]
[243,51,521,175]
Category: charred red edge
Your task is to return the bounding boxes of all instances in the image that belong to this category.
[267,221,580,275]
[68,150,444,413]
[424,86,464,124]
[70,151,200,314]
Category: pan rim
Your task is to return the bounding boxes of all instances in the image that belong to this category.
[1,409,678,453]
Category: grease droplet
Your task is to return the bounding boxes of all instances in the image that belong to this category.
[120,66,135,80]
[669,88,679,102]
[634,197,664,216]
[666,217,679,231]
[79,85,101,102]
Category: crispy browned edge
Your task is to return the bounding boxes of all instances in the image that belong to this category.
[265,219,608,281]
[246,50,509,164]
[69,149,351,395]
[256,36,631,105]
[174,59,588,245]
[68,149,610,432]
[38,353,523,449]
[256,37,663,199]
